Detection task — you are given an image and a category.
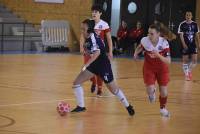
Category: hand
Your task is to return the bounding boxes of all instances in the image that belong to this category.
[149,50,160,58]
[133,53,138,60]
[183,44,188,50]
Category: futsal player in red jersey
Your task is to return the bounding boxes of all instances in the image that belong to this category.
[134,24,171,117]
[80,4,113,96]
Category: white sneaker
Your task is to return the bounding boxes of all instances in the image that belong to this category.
[160,108,170,117]
[148,89,156,103]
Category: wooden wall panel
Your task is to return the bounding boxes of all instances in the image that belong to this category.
[0,0,93,51]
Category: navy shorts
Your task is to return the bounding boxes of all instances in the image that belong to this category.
[182,43,198,55]
[86,58,114,83]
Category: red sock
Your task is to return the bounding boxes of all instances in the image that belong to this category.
[90,76,96,86]
[97,76,103,91]
[159,96,167,109]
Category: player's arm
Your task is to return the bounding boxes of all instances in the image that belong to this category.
[152,50,171,65]
[133,44,143,59]
[160,23,176,41]
[82,50,100,71]
[105,31,113,60]
[179,33,188,49]
[80,33,85,54]
[178,24,188,49]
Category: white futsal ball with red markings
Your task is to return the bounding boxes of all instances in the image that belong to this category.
[57,101,70,116]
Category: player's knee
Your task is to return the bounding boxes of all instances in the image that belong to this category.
[73,80,80,86]
[146,85,155,94]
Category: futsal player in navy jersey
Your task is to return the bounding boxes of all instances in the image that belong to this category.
[71,19,135,116]
[178,11,200,81]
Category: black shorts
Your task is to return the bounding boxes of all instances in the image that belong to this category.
[182,44,198,55]
[86,58,114,83]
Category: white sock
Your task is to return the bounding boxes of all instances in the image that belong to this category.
[73,85,84,107]
[182,64,189,75]
[115,89,129,107]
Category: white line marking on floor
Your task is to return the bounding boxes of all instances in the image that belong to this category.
[0,95,115,107]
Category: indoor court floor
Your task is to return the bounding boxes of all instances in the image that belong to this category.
[0,54,200,134]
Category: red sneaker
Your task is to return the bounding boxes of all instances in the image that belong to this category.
[188,71,192,80]
[185,74,191,81]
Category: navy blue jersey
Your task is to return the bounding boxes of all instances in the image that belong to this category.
[84,33,108,60]
[84,33,114,83]
[178,21,199,45]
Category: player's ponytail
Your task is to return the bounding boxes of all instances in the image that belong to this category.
[82,19,95,34]
[152,21,176,41]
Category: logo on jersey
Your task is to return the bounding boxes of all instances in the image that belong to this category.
[104,75,108,82]
[98,25,103,29]
[158,46,163,51]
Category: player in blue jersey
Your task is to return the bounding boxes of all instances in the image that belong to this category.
[71,19,135,116]
[178,11,200,81]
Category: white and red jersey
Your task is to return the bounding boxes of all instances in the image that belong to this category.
[94,19,111,41]
[141,37,170,69]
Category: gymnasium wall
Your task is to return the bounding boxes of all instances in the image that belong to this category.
[0,0,93,51]
[0,0,199,54]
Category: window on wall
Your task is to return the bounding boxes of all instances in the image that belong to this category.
[34,0,64,3]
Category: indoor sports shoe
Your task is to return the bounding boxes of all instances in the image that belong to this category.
[71,106,86,113]
[149,89,156,103]
[185,74,191,81]
[160,108,170,117]
[126,105,135,116]
[90,84,96,93]
[97,89,103,97]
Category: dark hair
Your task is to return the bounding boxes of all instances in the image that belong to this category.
[82,19,95,33]
[149,24,161,32]
[91,4,103,13]
[185,10,193,14]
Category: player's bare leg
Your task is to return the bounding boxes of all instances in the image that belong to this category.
[106,81,135,116]
[96,76,103,96]
[90,76,97,93]
[146,85,156,103]
[159,86,170,117]
[188,54,198,80]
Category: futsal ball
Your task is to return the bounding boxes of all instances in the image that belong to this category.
[57,101,70,116]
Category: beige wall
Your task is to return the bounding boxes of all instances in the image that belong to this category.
[0,0,93,51]
[0,0,200,52]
